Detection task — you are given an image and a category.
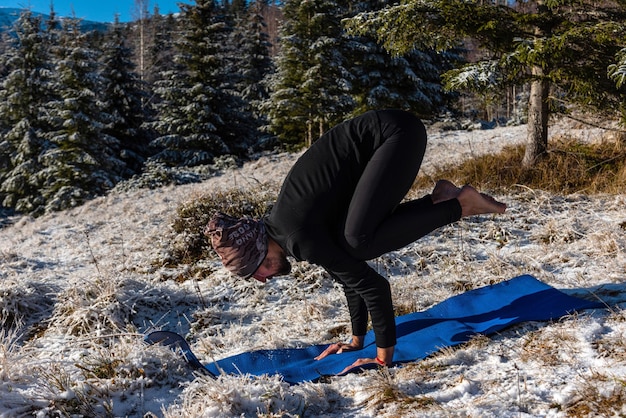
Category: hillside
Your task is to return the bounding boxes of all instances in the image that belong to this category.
[0,7,109,32]
[1,121,625,417]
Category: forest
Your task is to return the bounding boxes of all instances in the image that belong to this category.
[0,0,625,216]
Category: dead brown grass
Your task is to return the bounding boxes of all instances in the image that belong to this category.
[166,184,279,266]
[564,373,626,418]
[413,136,626,194]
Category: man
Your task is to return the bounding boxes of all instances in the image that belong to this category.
[206,109,506,373]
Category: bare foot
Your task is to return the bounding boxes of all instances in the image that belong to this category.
[457,185,507,217]
[431,180,461,204]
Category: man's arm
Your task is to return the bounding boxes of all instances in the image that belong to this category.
[332,264,396,348]
[312,261,397,367]
[291,227,397,363]
[339,275,369,336]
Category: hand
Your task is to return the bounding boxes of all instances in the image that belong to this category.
[314,342,360,361]
[314,335,364,361]
[338,357,385,375]
[338,347,393,375]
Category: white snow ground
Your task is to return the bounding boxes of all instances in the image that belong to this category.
[1,119,625,417]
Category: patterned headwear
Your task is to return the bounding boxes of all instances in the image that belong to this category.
[204,212,268,278]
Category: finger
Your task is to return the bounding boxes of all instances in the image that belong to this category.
[314,343,340,360]
[339,362,359,375]
[338,358,373,375]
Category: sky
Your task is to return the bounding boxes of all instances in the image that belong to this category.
[1,0,194,23]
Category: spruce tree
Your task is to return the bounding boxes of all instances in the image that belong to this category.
[223,0,275,150]
[266,0,456,147]
[148,0,254,167]
[345,0,626,166]
[145,10,177,87]
[0,11,52,214]
[346,35,459,117]
[609,47,626,92]
[231,0,274,119]
[100,16,149,176]
[343,0,460,116]
[141,9,177,143]
[266,0,354,146]
[39,18,125,212]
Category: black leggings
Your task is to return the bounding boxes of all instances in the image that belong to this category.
[343,110,461,260]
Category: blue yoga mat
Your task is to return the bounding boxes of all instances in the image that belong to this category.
[146,275,602,384]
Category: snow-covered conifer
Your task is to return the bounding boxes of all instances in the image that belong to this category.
[230,0,274,121]
[147,0,254,167]
[0,10,53,214]
[38,17,126,212]
[100,16,149,176]
[265,0,354,147]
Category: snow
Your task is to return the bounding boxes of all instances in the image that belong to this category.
[1,119,625,417]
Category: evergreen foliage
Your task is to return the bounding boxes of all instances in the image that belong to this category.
[265,0,458,147]
[345,0,626,165]
[147,0,256,167]
[231,1,274,119]
[265,0,354,146]
[0,11,53,213]
[144,10,178,86]
[39,18,126,212]
[1,1,625,217]
[99,17,149,176]
[344,0,461,118]
[0,6,277,216]
[609,47,626,90]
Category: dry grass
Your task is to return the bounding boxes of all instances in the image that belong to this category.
[413,136,626,195]
[28,335,190,417]
[0,326,25,382]
[148,131,626,416]
[162,373,307,417]
[5,124,622,416]
[166,184,279,267]
[0,279,56,335]
[564,372,626,417]
[358,366,442,415]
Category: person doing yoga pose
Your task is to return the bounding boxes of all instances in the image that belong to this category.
[206,109,506,372]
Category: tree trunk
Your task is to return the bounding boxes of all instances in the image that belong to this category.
[523,66,549,167]
[523,0,550,168]
[133,0,149,81]
[306,120,313,147]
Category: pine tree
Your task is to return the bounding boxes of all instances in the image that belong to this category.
[224,0,275,150]
[265,0,354,147]
[39,18,126,212]
[140,8,177,141]
[0,10,52,214]
[100,16,149,176]
[145,9,177,87]
[345,0,626,166]
[346,34,459,117]
[266,0,456,147]
[346,0,461,116]
[609,47,626,92]
[231,0,274,118]
[148,0,254,167]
